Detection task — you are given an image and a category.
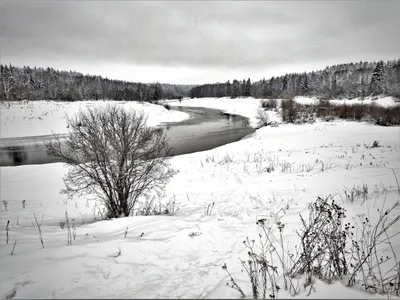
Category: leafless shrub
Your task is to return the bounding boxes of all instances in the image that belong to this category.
[291,196,349,284]
[224,212,300,299]
[166,194,178,216]
[218,153,234,165]
[281,99,299,123]
[205,154,215,163]
[285,101,400,126]
[227,190,400,298]
[347,199,400,295]
[222,263,246,298]
[136,193,178,216]
[261,99,278,111]
[343,184,369,204]
[281,161,294,173]
[46,105,175,219]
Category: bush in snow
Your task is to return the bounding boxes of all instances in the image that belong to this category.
[46,104,175,219]
[282,100,400,126]
[224,192,400,298]
[261,99,278,111]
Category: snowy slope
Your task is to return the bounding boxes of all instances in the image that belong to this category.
[0,100,189,139]
[1,99,400,299]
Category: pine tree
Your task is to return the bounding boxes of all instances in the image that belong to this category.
[244,78,251,97]
[241,79,246,96]
[282,75,288,92]
[370,61,384,95]
[301,73,309,96]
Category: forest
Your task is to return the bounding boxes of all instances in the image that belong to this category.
[0,65,194,102]
[190,60,400,100]
[1,60,399,102]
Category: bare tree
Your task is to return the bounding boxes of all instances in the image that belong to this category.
[46,105,175,218]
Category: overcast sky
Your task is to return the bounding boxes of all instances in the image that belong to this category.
[0,1,399,84]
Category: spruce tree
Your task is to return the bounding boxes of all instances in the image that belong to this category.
[370,61,384,95]
[244,78,251,96]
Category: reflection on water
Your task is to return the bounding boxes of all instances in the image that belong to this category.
[0,106,255,167]
[6,146,28,164]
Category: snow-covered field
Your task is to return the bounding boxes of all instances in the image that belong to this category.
[1,97,400,299]
[0,100,189,139]
[293,95,399,107]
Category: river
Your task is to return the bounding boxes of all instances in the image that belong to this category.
[0,106,255,167]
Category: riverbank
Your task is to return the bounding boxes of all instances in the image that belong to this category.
[168,95,399,127]
[0,100,190,139]
[0,105,254,166]
[1,98,400,299]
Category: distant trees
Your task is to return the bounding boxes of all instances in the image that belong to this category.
[188,59,400,100]
[2,59,399,102]
[232,80,241,98]
[0,65,15,105]
[152,82,163,102]
[0,64,193,102]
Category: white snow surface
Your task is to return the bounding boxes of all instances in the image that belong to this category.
[293,95,399,107]
[0,100,189,139]
[1,98,400,299]
[169,97,281,127]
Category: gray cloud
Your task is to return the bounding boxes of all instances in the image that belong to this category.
[1,0,399,83]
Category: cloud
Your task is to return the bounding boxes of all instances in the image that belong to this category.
[0,0,399,83]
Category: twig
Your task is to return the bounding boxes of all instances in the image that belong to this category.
[10,240,17,255]
[33,213,44,248]
[392,169,400,194]
[5,220,10,244]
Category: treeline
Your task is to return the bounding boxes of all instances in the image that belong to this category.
[0,64,194,102]
[189,60,400,100]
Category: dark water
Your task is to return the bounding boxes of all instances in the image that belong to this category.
[0,106,254,167]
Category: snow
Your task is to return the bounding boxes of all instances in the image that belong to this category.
[168,95,399,129]
[168,97,281,127]
[0,100,189,139]
[1,98,400,299]
[294,95,399,107]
